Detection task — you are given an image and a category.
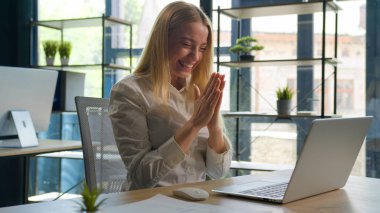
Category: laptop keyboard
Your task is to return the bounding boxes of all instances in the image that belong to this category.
[239,182,288,199]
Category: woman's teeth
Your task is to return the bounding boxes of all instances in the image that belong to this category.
[181,61,193,68]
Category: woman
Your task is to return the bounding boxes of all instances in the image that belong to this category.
[109,1,232,191]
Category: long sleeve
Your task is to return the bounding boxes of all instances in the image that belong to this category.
[206,134,232,179]
[109,78,185,190]
[109,75,232,190]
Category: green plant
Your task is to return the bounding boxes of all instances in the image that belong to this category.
[276,85,294,100]
[75,183,107,212]
[58,41,72,58]
[42,40,58,58]
[229,36,264,55]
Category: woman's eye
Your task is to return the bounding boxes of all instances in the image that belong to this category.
[200,46,207,52]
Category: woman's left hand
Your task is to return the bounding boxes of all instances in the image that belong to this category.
[206,73,226,153]
[207,74,225,132]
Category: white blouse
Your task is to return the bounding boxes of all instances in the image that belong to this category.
[109,74,232,190]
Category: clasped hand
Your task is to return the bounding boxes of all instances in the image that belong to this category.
[190,73,225,131]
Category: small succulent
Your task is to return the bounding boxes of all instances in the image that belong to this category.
[42,40,58,58]
[229,36,264,55]
[58,41,72,59]
[276,85,294,100]
[75,183,107,212]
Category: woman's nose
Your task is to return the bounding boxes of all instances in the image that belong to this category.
[189,48,200,61]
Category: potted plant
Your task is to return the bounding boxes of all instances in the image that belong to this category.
[42,40,58,66]
[59,41,72,66]
[229,36,264,61]
[276,85,294,116]
[75,183,107,213]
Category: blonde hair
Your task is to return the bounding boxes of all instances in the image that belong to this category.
[134,1,213,103]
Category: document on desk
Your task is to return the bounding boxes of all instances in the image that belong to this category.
[103,194,269,213]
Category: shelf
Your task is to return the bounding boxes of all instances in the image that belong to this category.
[218,58,338,68]
[230,160,294,171]
[37,150,83,159]
[31,15,133,108]
[33,64,132,72]
[28,192,81,202]
[222,111,337,119]
[31,16,132,30]
[216,0,340,19]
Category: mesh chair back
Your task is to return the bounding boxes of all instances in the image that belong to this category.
[75,96,126,193]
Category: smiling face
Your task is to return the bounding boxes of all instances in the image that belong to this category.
[168,21,209,89]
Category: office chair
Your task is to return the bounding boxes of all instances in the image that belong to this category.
[75,96,127,193]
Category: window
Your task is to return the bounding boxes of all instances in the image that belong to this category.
[214,0,367,177]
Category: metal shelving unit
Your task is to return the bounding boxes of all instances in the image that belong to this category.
[215,0,341,165]
[30,15,133,103]
[27,15,133,201]
[216,0,340,117]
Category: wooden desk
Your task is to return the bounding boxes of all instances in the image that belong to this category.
[0,139,82,157]
[0,139,82,206]
[1,170,379,212]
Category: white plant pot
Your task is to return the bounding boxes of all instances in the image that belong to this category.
[45,57,55,66]
[60,57,70,66]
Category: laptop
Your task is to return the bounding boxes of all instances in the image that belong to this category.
[213,117,372,204]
